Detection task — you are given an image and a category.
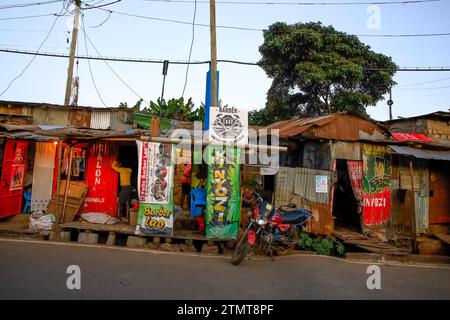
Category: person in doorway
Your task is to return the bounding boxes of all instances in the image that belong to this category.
[180,162,192,211]
[111,160,133,221]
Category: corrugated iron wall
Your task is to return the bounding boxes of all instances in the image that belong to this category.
[110,110,132,131]
[331,141,361,161]
[68,109,91,128]
[274,166,334,235]
[429,160,450,224]
[90,111,111,129]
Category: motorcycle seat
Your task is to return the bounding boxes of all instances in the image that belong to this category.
[280,208,312,225]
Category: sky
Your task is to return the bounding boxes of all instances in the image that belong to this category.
[0,0,449,121]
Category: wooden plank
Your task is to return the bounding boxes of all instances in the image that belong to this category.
[433,233,450,245]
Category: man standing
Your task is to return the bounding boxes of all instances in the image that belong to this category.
[180,162,192,211]
[111,160,132,221]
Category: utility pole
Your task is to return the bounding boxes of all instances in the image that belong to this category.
[387,87,393,121]
[64,0,81,106]
[209,0,217,108]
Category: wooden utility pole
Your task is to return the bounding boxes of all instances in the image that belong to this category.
[387,87,393,121]
[209,0,217,108]
[64,0,81,106]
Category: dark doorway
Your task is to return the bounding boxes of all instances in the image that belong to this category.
[118,143,138,189]
[333,159,361,231]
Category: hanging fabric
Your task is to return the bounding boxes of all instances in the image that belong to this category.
[347,160,363,214]
[31,142,57,213]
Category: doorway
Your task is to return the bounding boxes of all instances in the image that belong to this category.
[333,159,361,232]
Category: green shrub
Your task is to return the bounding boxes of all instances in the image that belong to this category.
[298,232,345,256]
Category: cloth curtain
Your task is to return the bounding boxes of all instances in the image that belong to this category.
[31,142,57,213]
[347,160,363,213]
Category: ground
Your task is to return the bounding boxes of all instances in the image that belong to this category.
[1,239,449,300]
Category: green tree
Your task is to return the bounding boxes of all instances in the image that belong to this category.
[258,22,397,121]
[135,97,204,121]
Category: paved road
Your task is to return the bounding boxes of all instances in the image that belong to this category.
[0,239,449,300]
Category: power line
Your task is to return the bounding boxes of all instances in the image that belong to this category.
[0,28,65,33]
[2,48,450,72]
[0,13,67,21]
[141,0,442,5]
[182,0,197,98]
[0,15,61,97]
[397,76,450,87]
[91,7,450,37]
[397,84,450,90]
[81,14,108,107]
[0,0,63,10]
[80,0,122,10]
[80,16,149,105]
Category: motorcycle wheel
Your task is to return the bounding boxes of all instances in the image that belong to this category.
[231,230,252,265]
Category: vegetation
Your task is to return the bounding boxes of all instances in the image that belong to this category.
[119,97,204,121]
[298,232,345,256]
[255,21,397,124]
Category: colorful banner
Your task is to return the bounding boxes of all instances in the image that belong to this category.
[209,106,248,144]
[136,141,175,236]
[137,142,173,204]
[362,144,391,225]
[83,141,118,217]
[135,203,173,236]
[10,164,25,191]
[205,146,241,239]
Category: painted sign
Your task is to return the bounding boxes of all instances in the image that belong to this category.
[135,203,173,236]
[209,106,248,144]
[137,142,174,204]
[205,146,241,239]
[362,144,391,225]
[83,141,118,217]
[315,175,328,193]
[136,141,175,236]
[0,140,28,218]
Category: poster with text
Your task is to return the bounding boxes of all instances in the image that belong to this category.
[205,146,241,239]
[135,202,173,236]
[137,141,174,204]
[209,106,248,144]
[362,144,392,225]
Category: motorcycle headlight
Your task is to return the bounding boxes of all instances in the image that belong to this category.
[256,216,267,226]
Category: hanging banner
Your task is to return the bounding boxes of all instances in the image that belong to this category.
[205,146,241,239]
[209,106,248,144]
[136,141,175,236]
[137,142,173,204]
[362,144,391,225]
[83,141,118,217]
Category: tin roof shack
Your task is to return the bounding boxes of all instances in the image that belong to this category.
[384,113,450,253]
[0,100,134,130]
[263,113,394,237]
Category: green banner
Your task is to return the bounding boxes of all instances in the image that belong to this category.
[136,203,174,236]
[205,146,241,239]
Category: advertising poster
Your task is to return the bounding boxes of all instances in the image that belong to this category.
[315,175,328,193]
[205,146,241,239]
[362,144,392,225]
[137,142,174,204]
[9,164,25,191]
[136,141,175,236]
[83,141,118,217]
[209,106,248,144]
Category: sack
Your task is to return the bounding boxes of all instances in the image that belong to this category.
[81,212,118,225]
[29,213,56,230]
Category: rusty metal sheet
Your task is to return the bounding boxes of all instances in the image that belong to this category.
[429,160,450,224]
[331,141,361,161]
[29,107,69,126]
[303,203,334,235]
[292,167,332,204]
[68,109,91,128]
[390,145,450,161]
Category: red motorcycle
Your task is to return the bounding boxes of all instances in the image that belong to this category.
[231,190,312,265]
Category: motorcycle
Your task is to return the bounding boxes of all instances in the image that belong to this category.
[231,190,313,265]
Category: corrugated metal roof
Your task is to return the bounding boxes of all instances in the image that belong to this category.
[90,111,111,130]
[392,132,433,142]
[389,145,450,161]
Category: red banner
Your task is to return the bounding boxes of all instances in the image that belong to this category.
[362,189,391,225]
[83,141,118,217]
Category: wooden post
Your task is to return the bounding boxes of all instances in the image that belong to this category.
[56,139,63,223]
[61,146,74,223]
[209,0,217,108]
[409,158,417,254]
[64,0,81,106]
[151,117,160,137]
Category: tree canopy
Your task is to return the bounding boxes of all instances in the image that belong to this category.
[256,22,397,124]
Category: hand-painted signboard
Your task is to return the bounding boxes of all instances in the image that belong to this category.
[209,106,248,144]
[205,146,241,239]
[83,141,118,217]
[135,141,175,236]
[362,144,391,225]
